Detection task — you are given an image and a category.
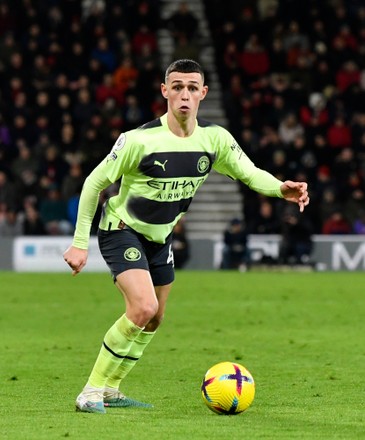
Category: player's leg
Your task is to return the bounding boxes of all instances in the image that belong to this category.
[103,234,175,407]
[76,269,157,413]
[104,282,172,406]
[76,229,154,413]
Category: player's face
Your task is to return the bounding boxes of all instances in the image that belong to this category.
[161,72,208,119]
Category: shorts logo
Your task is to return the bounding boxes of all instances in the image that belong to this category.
[124,247,141,261]
[197,156,210,173]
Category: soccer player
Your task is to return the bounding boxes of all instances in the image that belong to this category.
[63,59,310,413]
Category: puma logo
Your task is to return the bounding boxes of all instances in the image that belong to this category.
[154,159,168,171]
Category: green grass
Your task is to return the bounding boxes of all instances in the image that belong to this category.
[0,271,364,439]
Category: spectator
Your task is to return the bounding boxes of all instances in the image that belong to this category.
[269,149,288,181]
[66,41,88,80]
[104,4,129,38]
[311,60,336,93]
[278,112,305,145]
[0,170,18,209]
[5,52,28,85]
[318,188,341,228]
[39,185,73,235]
[91,36,117,73]
[239,33,270,79]
[54,94,74,137]
[299,92,329,128]
[131,25,158,56]
[10,115,36,147]
[129,0,160,32]
[282,20,309,52]
[22,200,46,235]
[335,60,361,92]
[265,94,289,128]
[268,37,288,73]
[165,1,199,42]
[81,0,105,22]
[248,198,280,234]
[113,57,139,96]
[59,123,78,161]
[278,206,313,264]
[322,210,352,235]
[122,94,147,131]
[11,142,39,192]
[287,136,317,181]
[95,73,124,106]
[222,41,241,82]
[0,207,23,236]
[100,97,124,131]
[332,148,360,199]
[61,163,85,201]
[327,115,352,150]
[73,88,97,126]
[312,165,335,202]
[312,134,332,167]
[221,218,250,271]
[328,37,354,71]
[0,3,16,37]
[38,145,69,192]
[35,89,52,114]
[352,210,365,234]
[345,189,365,225]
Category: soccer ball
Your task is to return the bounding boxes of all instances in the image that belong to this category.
[201,361,255,415]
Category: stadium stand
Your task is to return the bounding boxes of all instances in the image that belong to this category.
[204,0,365,235]
[1,0,365,240]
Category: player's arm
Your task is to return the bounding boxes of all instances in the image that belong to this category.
[64,130,135,274]
[246,168,309,212]
[63,161,113,275]
[213,130,309,211]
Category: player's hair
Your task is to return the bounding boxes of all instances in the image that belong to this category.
[164,59,205,83]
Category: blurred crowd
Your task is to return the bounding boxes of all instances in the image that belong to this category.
[1,0,365,239]
[205,0,365,236]
[0,0,165,236]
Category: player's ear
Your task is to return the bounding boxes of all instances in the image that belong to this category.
[161,83,168,99]
[200,85,209,101]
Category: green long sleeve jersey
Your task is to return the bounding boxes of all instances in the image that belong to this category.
[72,113,283,248]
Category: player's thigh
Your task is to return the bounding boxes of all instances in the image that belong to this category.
[115,268,158,311]
[115,269,159,327]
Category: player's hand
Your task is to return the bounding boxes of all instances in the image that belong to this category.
[280,181,310,213]
[63,245,88,276]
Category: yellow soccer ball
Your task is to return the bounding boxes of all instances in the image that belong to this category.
[201,361,255,415]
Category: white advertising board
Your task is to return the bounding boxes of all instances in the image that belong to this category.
[13,236,108,272]
[11,235,365,272]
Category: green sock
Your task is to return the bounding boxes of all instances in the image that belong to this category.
[105,330,156,389]
[87,314,143,389]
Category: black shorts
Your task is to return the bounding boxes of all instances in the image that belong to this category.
[98,227,175,286]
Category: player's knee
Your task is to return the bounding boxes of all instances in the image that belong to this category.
[137,300,159,324]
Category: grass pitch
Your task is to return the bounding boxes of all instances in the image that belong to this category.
[0,271,364,439]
